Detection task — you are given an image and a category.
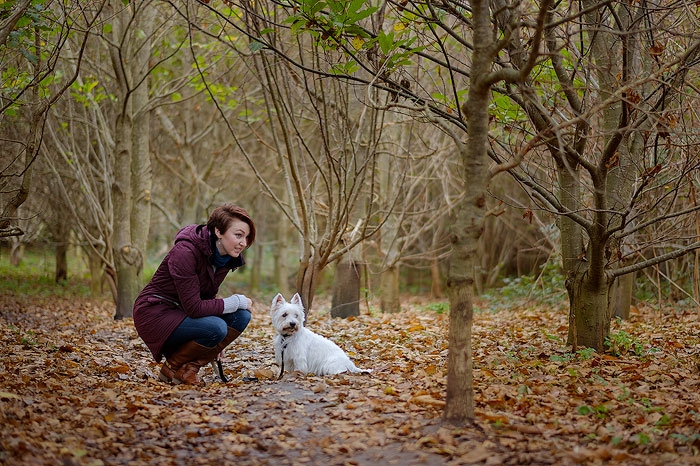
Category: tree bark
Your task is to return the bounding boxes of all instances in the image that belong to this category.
[444,0,495,422]
[430,259,443,299]
[569,271,614,350]
[10,241,24,267]
[331,260,361,318]
[273,211,291,297]
[87,248,104,296]
[296,254,324,313]
[55,241,68,283]
[111,0,154,319]
[380,265,400,314]
[613,273,634,319]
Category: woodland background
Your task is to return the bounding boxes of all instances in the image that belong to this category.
[2,0,700,459]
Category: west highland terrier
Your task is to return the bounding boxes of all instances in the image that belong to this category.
[270,293,369,376]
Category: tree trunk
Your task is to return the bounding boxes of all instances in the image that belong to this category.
[444,0,495,422]
[331,260,361,318]
[87,248,104,296]
[55,241,68,282]
[430,258,443,299]
[250,197,264,294]
[568,271,614,350]
[612,273,634,319]
[273,214,291,297]
[130,75,152,301]
[380,265,400,314]
[296,253,324,313]
[10,240,24,267]
[250,240,263,294]
[111,0,154,319]
[557,158,584,278]
[112,109,137,319]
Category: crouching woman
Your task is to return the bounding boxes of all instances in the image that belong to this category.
[133,204,256,384]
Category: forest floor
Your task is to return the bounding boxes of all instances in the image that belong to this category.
[1,292,699,466]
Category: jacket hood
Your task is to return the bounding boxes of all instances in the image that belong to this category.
[173,223,245,268]
[174,224,212,257]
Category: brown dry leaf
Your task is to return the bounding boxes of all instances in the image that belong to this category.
[410,394,446,407]
[455,443,492,463]
[253,368,276,379]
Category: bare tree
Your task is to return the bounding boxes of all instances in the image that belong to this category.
[489,0,700,349]
[1,0,99,240]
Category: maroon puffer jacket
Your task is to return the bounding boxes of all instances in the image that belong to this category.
[133,224,244,361]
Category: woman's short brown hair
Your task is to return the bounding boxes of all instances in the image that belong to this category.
[207,204,256,248]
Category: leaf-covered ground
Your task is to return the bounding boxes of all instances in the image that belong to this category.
[1,292,699,465]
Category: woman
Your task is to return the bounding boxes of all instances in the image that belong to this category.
[133,204,256,385]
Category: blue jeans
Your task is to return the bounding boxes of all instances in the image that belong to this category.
[162,309,251,357]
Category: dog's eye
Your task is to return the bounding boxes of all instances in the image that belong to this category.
[282,312,287,318]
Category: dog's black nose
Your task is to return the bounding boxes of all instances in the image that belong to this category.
[289,322,296,328]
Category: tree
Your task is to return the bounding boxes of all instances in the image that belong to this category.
[0,0,99,239]
[105,0,158,319]
[489,0,700,349]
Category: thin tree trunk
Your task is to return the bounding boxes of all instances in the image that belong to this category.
[613,273,634,319]
[274,212,291,297]
[55,241,68,282]
[430,259,443,299]
[112,107,139,318]
[296,254,324,312]
[380,265,400,314]
[111,0,154,319]
[331,260,361,318]
[444,0,495,421]
[10,241,24,267]
[87,248,104,296]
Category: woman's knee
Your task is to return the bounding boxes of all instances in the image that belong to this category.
[211,318,229,341]
[237,309,252,330]
[223,309,251,333]
[194,317,228,347]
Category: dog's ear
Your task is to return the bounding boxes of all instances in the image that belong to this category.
[290,293,303,307]
[271,293,286,309]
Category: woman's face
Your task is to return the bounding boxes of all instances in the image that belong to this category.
[215,218,251,257]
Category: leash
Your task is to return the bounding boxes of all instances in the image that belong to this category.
[211,359,229,383]
[278,336,290,380]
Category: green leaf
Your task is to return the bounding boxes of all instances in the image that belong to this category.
[249,40,265,53]
[309,1,327,16]
[576,405,593,415]
[377,30,394,55]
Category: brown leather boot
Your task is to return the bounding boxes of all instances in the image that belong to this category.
[172,328,242,385]
[158,340,207,383]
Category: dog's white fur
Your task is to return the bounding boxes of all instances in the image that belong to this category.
[271,293,367,376]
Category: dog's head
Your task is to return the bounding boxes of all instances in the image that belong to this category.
[270,293,305,337]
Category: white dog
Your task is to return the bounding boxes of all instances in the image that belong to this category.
[270,293,368,376]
